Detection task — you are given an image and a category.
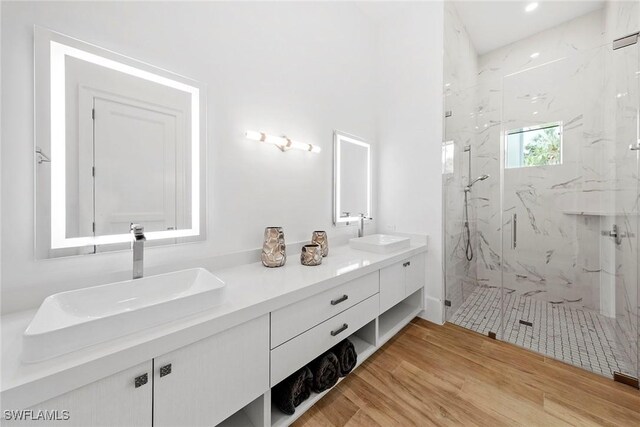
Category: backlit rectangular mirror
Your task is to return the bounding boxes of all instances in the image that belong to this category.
[35,27,206,258]
[333,131,371,225]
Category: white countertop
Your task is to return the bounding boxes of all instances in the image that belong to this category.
[1,240,427,410]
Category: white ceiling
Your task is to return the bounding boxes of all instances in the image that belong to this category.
[453,0,606,54]
[357,1,427,24]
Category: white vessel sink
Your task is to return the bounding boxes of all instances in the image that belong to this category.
[349,234,411,254]
[22,268,226,363]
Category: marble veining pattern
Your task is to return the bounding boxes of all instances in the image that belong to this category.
[444,1,638,378]
[443,1,481,317]
[450,286,628,378]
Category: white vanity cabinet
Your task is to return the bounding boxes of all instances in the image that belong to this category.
[270,272,378,348]
[2,362,152,427]
[4,317,269,427]
[153,315,269,427]
[271,294,379,386]
[2,246,428,427]
[405,253,426,295]
[379,254,426,314]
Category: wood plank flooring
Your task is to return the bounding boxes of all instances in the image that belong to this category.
[292,318,640,427]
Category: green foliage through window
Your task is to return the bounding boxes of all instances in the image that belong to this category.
[506,123,562,168]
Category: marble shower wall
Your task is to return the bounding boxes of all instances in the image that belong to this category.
[443,2,480,318]
[474,9,611,310]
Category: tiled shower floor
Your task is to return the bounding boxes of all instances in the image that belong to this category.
[449,286,628,377]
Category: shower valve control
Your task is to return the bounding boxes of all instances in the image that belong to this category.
[601,224,635,245]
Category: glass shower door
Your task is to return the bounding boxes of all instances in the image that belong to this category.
[499,43,639,379]
[611,39,639,381]
[443,84,484,323]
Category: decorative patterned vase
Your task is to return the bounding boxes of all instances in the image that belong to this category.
[311,231,329,257]
[301,244,323,266]
[261,227,286,268]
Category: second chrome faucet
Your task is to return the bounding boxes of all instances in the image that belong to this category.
[130,223,146,279]
[358,213,372,238]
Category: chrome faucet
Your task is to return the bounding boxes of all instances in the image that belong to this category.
[358,213,372,238]
[130,224,146,279]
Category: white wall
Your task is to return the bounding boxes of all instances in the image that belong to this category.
[373,2,445,324]
[0,2,3,306]
[1,1,379,313]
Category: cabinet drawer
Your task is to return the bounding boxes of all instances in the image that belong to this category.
[270,294,379,386]
[270,272,379,348]
[380,262,405,314]
[405,254,426,295]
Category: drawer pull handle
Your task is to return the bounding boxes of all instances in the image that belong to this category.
[331,294,349,305]
[134,373,148,388]
[403,261,411,267]
[331,323,349,336]
[159,364,172,377]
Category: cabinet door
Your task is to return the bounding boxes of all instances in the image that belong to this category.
[405,254,426,295]
[153,315,270,427]
[379,263,405,314]
[2,362,152,427]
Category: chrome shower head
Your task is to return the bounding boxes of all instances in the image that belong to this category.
[466,174,490,191]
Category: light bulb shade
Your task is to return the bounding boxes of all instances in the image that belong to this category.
[245,130,320,153]
[525,2,538,12]
[245,130,263,141]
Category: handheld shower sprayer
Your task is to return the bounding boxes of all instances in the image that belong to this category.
[463,173,490,261]
[465,174,490,192]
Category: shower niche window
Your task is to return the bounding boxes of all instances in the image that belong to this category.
[505,122,563,168]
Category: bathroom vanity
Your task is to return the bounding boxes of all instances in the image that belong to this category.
[1,24,430,427]
[1,241,427,427]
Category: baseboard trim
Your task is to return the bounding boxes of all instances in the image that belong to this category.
[419,295,444,325]
[613,372,639,389]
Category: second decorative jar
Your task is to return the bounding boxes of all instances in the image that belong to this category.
[261,227,286,268]
[311,231,329,257]
[300,244,323,266]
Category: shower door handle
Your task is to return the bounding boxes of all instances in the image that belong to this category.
[512,214,517,249]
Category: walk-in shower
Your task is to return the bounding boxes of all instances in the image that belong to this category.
[443,1,639,383]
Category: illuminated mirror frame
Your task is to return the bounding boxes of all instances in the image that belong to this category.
[333,131,372,225]
[35,27,206,254]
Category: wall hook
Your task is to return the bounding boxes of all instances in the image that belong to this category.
[36,147,51,164]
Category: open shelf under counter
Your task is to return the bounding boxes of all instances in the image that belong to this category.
[218,409,256,427]
[218,393,269,427]
[270,332,375,427]
[378,289,423,346]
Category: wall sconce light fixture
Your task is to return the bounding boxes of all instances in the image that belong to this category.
[245,130,321,153]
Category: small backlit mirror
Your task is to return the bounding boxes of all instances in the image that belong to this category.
[333,131,371,225]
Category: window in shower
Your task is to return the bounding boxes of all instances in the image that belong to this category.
[506,122,562,168]
[442,140,454,174]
